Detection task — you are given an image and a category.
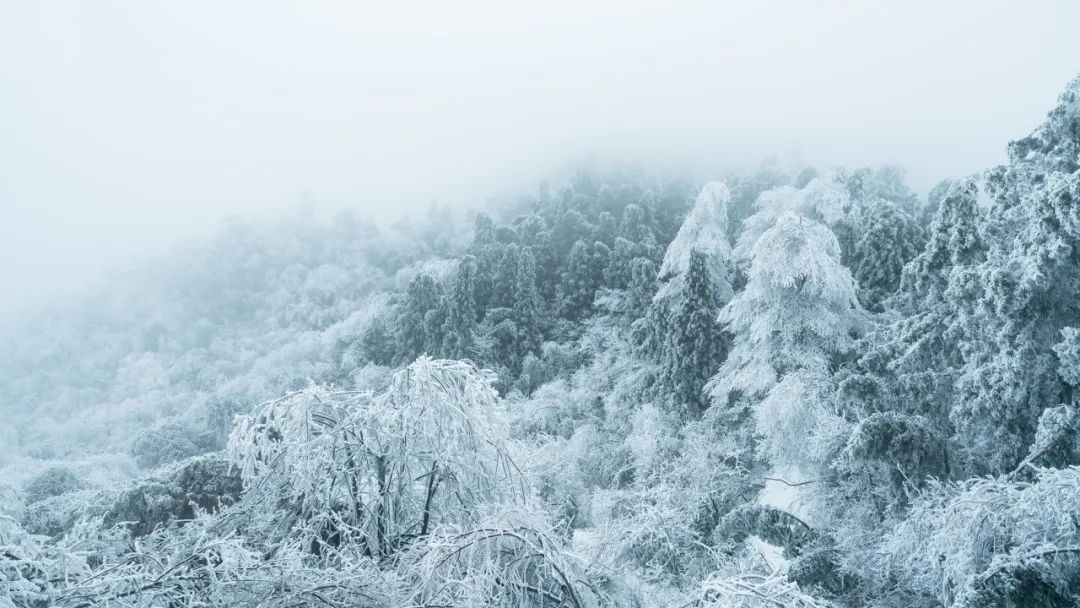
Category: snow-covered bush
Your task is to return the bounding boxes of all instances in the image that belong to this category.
[21,467,87,506]
[880,467,1080,607]
[130,420,214,468]
[227,357,524,556]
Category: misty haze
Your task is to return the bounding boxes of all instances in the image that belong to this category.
[3,2,1080,607]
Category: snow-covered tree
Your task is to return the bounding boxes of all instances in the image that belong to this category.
[658,250,729,412]
[726,158,790,241]
[836,178,985,427]
[894,178,985,312]
[490,243,520,309]
[603,237,638,290]
[618,203,649,242]
[514,247,544,359]
[441,255,480,359]
[648,182,735,412]
[734,176,852,269]
[949,77,1080,473]
[880,466,1080,608]
[712,213,862,405]
[561,240,605,320]
[228,358,522,555]
[658,181,735,298]
[396,273,442,363]
[846,197,925,312]
[711,213,862,466]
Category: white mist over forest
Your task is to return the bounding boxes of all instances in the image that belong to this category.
[3,1,1080,318]
[4,3,1080,608]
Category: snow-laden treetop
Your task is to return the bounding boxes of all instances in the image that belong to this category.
[656,181,734,303]
[659,181,732,281]
[1008,75,1080,173]
[734,176,851,267]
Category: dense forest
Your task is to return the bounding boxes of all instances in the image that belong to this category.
[2,77,1080,607]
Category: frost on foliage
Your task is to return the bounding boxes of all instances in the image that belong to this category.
[716,503,816,558]
[881,467,1080,607]
[407,508,602,608]
[711,214,862,405]
[589,482,721,582]
[24,358,596,608]
[649,184,734,413]
[21,467,87,506]
[101,453,242,537]
[1022,405,1080,470]
[754,371,835,468]
[130,420,214,468]
[1054,327,1080,388]
[696,571,835,608]
[846,197,926,312]
[894,177,985,311]
[625,403,678,475]
[836,178,985,434]
[733,176,851,267]
[584,418,758,585]
[1,515,90,608]
[841,412,949,485]
[34,516,402,608]
[227,356,524,555]
[1007,75,1080,174]
[657,181,734,302]
[946,81,1080,474]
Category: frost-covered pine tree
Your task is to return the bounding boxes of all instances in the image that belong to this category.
[950,77,1080,473]
[515,213,557,298]
[514,246,543,359]
[396,273,442,363]
[657,181,735,301]
[659,250,728,412]
[595,210,617,245]
[551,208,592,262]
[847,197,925,312]
[441,255,479,359]
[894,178,985,312]
[726,158,790,241]
[847,165,922,217]
[619,202,656,250]
[603,236,637,290]
[652,182,734,412]
[490,242,520,309]
[733,176,851,269]
[627,256,658,314]
[360,315,395,365]
[922,177,958,227]
[560,240,604,320]
[469,213,499,310]
[710,213,862,463]
[837,178,985,426]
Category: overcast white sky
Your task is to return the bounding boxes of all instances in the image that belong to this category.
[2,1,1079,319]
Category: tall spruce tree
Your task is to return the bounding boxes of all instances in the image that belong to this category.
[604,237,638,290]
[441,255,480,359]
[491,243,520,310]
[396,273,442,364]
[949,78,1080,473]
[838,178,986,426]
[514,247,543,359]
[652,182,735,413]
[561,240,605,320]
[515,213,557,298]
[710,214,862,464]
[659,250,728,413]
[469,213,499,311]
[847,197,926,312]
